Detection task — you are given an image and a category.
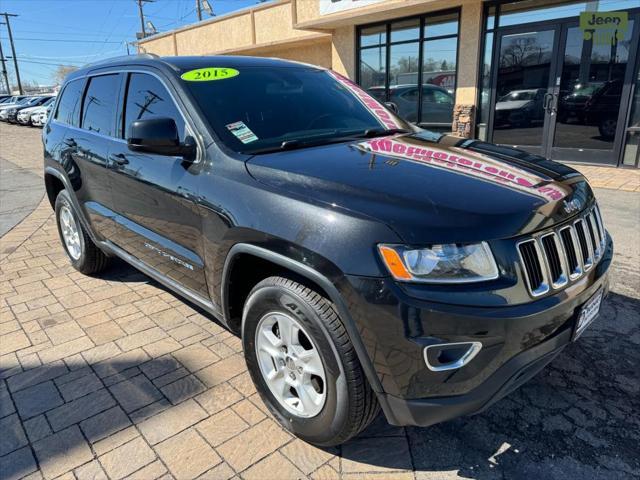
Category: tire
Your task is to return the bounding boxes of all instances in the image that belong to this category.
[598,118,617,139]
[242,276,379,446]
[55,189,109,275]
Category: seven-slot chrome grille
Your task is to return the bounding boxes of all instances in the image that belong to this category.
[517,204,606,297]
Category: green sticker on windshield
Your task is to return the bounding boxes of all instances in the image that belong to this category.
[181,67,239,81]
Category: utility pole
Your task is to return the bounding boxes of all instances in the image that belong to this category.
[0,13,21,94]
[196,0,202,21]
[0,40,10,94]
[136,0,154,39]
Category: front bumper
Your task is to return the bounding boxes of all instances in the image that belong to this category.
[344,234,612,427]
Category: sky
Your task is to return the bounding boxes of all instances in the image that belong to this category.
[0,0,269,87]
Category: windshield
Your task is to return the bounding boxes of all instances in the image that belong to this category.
[569,83,601,96]
[499,91,536,102]
[182,66,410,154]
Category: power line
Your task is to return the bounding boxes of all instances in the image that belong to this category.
[0,37,124,44]
[6,57,80,67]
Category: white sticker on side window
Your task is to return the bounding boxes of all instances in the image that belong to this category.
[226,121,258,144]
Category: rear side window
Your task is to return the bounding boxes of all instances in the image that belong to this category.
[55,79,84,127]
[81,74,120,137]
[124,73,185,140]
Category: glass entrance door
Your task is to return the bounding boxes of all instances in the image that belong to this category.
[490,27,559,155]
[489,16,638,164]
[551,20,636,163]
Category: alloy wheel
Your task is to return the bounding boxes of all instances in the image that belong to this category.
[255,311,327,418]
[59,205,82,260]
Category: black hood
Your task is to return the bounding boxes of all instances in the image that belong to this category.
[246,132,594,244]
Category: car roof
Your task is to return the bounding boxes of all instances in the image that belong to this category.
[68,54,323,81]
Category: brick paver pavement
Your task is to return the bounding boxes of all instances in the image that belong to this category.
[1,122,639,479]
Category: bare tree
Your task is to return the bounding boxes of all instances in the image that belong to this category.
[53,65,79,85]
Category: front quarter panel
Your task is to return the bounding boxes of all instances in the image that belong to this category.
[196,148,402,309]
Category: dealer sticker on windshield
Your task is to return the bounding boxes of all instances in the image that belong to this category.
[181,67,239,81]
[226,121,258,144]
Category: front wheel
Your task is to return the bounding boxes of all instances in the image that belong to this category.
[242,276,379,446]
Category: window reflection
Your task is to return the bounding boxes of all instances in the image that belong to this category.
[359,47,386,94]
[357,10,459,130]
[492,30,554,148]
[124,73,185,139]
[554,22,633,150]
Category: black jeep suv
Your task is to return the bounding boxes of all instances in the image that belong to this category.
[43,55,612,446]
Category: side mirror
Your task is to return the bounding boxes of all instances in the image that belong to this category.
[384,101,399,114]
[127,117,196,160]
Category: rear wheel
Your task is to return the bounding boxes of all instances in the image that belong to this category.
[242,276,379,446]
[55,189,109,275]
[598,118,617,139]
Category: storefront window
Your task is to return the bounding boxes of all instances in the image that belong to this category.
[623,68,640,167]
[357,9,460,131]
[360,24,386,47]
[480,0,639,166]
[359,47,386,95]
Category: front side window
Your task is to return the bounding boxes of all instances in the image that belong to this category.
[55,79,84,127]
[183,67,410,154]
[124,73,185,140]
[81,74,120,137]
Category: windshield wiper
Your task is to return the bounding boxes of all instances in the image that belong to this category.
[244,128,412,155]
[246,136,355,155]
[359,128,411,138]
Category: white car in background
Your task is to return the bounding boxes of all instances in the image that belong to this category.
[32,104,53,127]
[17,97,56,126]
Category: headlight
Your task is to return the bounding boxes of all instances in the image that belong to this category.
[378,242,499,283]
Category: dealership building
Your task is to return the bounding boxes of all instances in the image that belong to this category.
[138,0,640,168]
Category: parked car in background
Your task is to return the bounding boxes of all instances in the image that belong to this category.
[583,79,624,139]
[367,84,454,125]
[33,104,53,127]
[0,96,44,122]
[558,82,604,124]
[4,96,51,123]
[0,95,26,110]
[17,97,55,125]
[494,88,546,127]
[44,55,612,447]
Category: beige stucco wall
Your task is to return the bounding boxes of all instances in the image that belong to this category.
[139,33,176,56]
[331,26,355,77]
[253,2,319,43]
[175,13,254,54]
[243,39,332,68]
[454,1,482,105]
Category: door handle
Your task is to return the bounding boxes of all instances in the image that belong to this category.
[551,93,559,114]
[63,138,76,148]
[543,93,554,113]
[109,153,129,166]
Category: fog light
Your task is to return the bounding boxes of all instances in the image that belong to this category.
[424,341,482,372]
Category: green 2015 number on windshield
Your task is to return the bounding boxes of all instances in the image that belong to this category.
[181,67,239,81]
